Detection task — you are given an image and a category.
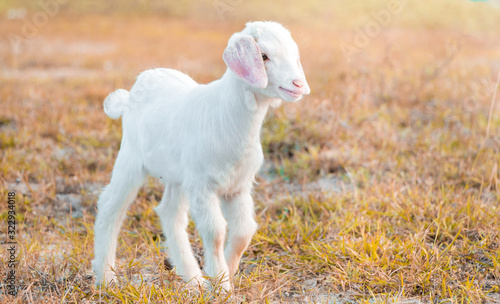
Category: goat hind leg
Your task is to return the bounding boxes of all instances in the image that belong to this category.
[92,152,145,285]
[155,184,204,287]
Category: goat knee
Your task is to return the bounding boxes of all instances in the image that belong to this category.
[225,217,257,277]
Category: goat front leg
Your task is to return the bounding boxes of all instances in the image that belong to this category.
[221,190,258,278]
[188,190,230,291]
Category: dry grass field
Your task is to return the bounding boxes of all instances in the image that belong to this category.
[1,0,500,303]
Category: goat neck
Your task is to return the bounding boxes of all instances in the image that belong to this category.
[216,69,273,143]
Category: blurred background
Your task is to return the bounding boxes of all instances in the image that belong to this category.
[0,0,499,303]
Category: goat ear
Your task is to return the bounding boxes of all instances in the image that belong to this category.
[223,34,268,89]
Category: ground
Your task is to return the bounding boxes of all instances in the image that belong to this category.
[0,0,499,303]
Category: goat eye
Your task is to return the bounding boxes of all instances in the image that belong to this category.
[262,53,269,61]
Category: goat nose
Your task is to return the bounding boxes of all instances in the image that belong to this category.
[293,79,304,88]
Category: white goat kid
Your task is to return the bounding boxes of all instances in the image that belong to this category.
[93,21,310,291]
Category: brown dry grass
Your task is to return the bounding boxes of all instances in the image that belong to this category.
[1,1,500,303]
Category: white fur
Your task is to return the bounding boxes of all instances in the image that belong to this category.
[93,21,310,291]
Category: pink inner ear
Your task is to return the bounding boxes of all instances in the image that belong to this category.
[223,35,268,88]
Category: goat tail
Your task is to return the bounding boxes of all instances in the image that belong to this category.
[103,89,130,119]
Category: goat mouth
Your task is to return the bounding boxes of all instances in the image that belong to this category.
[279,87,303,99]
